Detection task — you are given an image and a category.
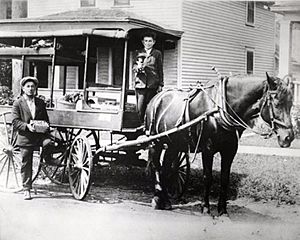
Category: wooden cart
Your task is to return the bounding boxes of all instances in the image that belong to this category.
[0,16,196,200]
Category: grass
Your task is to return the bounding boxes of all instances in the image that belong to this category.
[231,153,300,204]
[89,151,300,205]
[240,132,300,149]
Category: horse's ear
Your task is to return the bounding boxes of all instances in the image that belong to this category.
[266,72,276,90]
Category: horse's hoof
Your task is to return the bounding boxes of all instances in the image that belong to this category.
[201,205,210,215]
[151,196,162,210]
[218,209,229,217]
[163,200,172,210]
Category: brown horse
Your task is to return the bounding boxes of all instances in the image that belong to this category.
[145,73,294,215]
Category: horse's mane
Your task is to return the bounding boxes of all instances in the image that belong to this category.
[227,75,266,113]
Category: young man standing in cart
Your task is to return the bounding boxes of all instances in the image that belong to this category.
[133,31,164,123]
[11,76,60,200]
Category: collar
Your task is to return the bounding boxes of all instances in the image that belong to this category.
[144,48,152,55]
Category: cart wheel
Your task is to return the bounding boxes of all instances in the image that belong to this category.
[41,128,99,185]
[162,149,190,199]
[68,136,93,200]
[0,112,41,192]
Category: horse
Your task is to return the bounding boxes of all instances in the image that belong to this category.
[144,72,294,215]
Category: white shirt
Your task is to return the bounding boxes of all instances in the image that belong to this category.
[26,98,36,119]
[145,48,152,56]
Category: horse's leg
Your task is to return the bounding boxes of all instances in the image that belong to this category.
[218,137,238,215]
[202,149,214,214]
[149,144,164,209]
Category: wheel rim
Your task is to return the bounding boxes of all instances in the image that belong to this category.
[68,136,93,200]
[0,112,40,192]
[41,128,98,185]
[163,150,190,199]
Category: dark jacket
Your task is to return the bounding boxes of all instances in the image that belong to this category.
[133,48,164,89]
[12,96,49,147]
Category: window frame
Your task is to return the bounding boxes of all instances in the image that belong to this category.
[80,0,96,7]
[114,0,130,7]
[245,47,255,75]
[246,1,255,27]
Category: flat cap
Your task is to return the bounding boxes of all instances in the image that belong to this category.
[20,76,39,87]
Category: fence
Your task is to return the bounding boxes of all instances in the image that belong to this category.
[294,80,300,106]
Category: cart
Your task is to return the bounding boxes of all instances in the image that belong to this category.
[0,15,208,200]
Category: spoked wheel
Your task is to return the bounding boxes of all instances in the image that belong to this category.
[41,128,99,185]
[0,112,41,192]
[68,136,93,200]
[162,149,190,199]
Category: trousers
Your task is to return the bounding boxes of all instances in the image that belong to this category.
[20,147,34,190]
[135,88,157,123]
[19,137,53,190]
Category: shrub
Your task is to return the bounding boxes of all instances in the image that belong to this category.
[0,86,14,105]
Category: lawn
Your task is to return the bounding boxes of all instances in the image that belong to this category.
[240,131,300,149]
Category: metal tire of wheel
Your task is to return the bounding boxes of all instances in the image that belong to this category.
[68,135,93,200]
[0,112,41,192]
[41,128,99,185]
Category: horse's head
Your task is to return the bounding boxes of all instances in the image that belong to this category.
[260,73,294,147]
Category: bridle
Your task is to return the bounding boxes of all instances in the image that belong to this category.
[260,88,292,133]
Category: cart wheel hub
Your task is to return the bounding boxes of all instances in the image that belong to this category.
[74,162,83,169]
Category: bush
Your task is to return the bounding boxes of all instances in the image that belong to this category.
[0,60,12,87]
[0,86,14,105]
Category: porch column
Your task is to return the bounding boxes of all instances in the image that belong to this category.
[278,19,292,78]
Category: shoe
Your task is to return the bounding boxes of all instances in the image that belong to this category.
[44,157,62,166]
[24,190,32,200]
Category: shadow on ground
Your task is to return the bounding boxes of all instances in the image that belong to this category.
[35,164,247,208]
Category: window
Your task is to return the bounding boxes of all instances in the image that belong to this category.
[5,0,12,19]
[114,0,130,6]
[80,0,95,7]
[246,1,255,26]
[246,48,254,75]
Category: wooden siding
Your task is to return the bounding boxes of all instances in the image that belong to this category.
[114,0,182,88]
[181,1,275,88]
[28,0,79,17]
[128,0,182,29]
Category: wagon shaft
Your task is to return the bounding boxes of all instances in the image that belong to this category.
[95,108,218,155]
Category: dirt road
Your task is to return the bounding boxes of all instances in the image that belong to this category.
[0,185,299,240]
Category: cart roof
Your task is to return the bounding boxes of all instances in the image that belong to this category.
[0,8,183,39]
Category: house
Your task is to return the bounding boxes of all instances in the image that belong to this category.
[271,1,300,105]
[1,1,276,94]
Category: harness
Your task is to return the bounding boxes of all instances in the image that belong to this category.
[147,69,291,156]
[260,88,291,133]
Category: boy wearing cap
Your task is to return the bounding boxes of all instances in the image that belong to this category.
[11,76,58,200]
[133,31,164,122]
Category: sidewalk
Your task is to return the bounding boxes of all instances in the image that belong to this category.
[238,145,300,157]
